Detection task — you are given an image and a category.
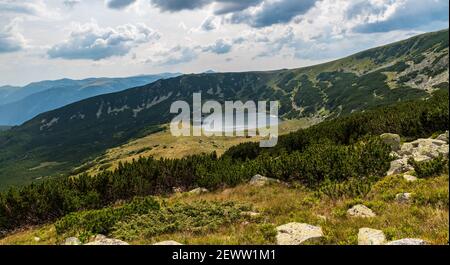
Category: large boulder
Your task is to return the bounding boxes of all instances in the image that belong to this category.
[347,204,376,218]
[380,133,401,151]
[387,158,414,176]
[276,223,323,245]
[64,237,82,245]
[85,235,129,245]
[358,228,386,245]
[386,238,427,245]
[249,174,280,186]
[153,240,183,245]
[395,193,412,203]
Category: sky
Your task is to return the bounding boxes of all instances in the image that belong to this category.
[0,0,448,86]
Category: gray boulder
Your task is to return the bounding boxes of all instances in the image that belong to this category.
[358,228,386,245]
[403,174,418,182]
[395,193,412,203]
[347,204,376,218]
[276,223,323,245]
[85,235,129,245]
[64,237,81,245]
[436,131,449,143]
[249,174,280,186]
[387,158,414,176]
[380,133,401,151]
[189,187,209,195]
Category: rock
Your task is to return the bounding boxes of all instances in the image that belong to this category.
[386,238,427,245]
[403,174,418,182]
[153,240,183,245]
[34,236,41,242]
[64,237,81,245]
[347,204,376,218]
[395,193,412,203]
[241,211,261,218]
[380,133,401,151]
[436,131,449,143]
[358,228,386,245]
[276,223,323,245]
[387,158,414,176]
[189,187,208,195]
[85,235,129,245]
[249,174,280,186]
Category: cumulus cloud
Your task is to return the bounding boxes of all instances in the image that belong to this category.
[200,16,217,31]
[0,20,26,54]
[227,0,317,28]
[0,0,50,16]
[213,0,263,15]
[47,21,160,60]
[63,0,81,9]
[349,0,449,33]
[202,38,233,54]
[150,0,211,12]
[153,45,199,65]
[105,0,137,9]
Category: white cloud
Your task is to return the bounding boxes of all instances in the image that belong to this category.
[0,19,26,53]
[48,21,160,60]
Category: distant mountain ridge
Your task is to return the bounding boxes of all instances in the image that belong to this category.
[0,73,181,125]
[0,29,448,188]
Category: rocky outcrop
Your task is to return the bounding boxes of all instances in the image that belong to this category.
[276,223,323,245]
[64,237,81,245]
[249,174,280,186]
[153,240,183,245]
[347,204,376,218]
[387,134,449,175]
[358,228,386,245]
[386,238,427,245]
[436,131,449,143]
[84,235,129,245]
[380,133,401,151]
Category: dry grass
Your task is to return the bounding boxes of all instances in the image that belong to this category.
[1,174,448,245]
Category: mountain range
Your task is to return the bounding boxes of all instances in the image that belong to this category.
[0,29,448,189]
[0,73,181,125]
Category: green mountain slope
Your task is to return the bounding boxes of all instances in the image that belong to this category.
[0,29,448,188]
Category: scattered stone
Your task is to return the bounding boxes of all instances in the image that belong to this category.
[34,237,41,242]
[189,187,209,195]
[347,204,376,218]
[358,228,386,245]
[386,238,427,245]
[64,237,81,245]
[403,174,418,182]
[241,211,261,218]
[395,193,412,203]
[85,235,129,245]
[153,240,183,245]
[249,174,280,186]
[276,223,323,245]
[380,133,401,151]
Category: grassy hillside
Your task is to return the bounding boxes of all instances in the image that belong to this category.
[1,173,447,245]
[0,29,448,189]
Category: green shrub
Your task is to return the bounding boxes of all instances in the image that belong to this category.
[408,155,448,178]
